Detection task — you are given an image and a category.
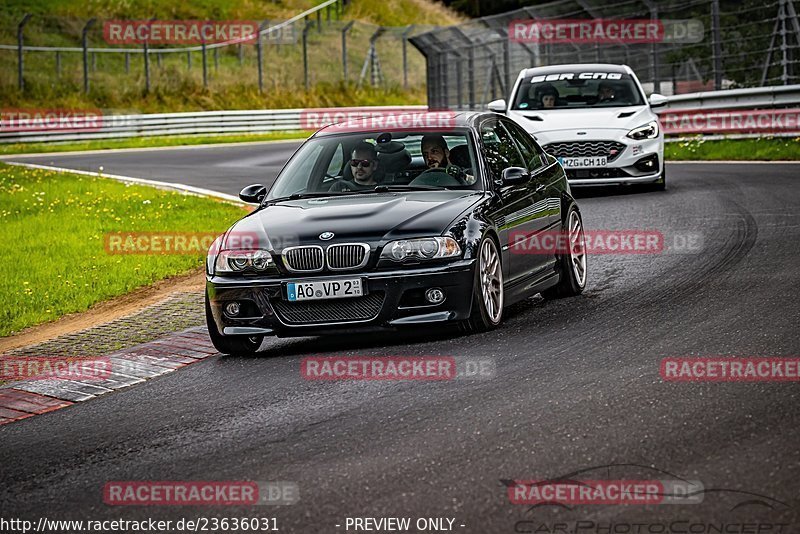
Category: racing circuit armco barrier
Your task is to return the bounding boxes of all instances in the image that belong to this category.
[1,85,799,144]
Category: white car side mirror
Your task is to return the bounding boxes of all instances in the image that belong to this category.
[488,99,507,113]
[649,93,668,108]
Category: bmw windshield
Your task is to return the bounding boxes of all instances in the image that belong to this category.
[266,131,482,202]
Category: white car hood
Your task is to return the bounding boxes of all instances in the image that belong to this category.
[508,105,654,135]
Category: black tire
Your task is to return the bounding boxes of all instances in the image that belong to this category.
[542,205,587,299]
[205,292,263,355]
[461,236,504,333]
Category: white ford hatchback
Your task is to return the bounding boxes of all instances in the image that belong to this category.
[490,63,668,190]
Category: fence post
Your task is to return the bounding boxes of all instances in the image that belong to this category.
[144,41,150,93]
[317,10,322,33]
[402,25,415,89]
[779,0,789,85]
[645,1,660,93]
[82,18,97,94]
[17,13,31,91]
[214,47,219,72]
[257,20,268,93]
[711,0,722,90]
[342,21,355,83]
[125,51,130,73]
[202,42,208,88]
[303,21,313,90]
[238,44,244,65]
[455,52,463,110]
[468,45,475,109]
[504,35,511,98]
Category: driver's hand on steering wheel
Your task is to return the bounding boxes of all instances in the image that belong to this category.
[445,164,476,185]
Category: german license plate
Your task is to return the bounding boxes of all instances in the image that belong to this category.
[286,279,363,301]
[559,156,608,168]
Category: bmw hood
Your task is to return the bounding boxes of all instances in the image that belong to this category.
[222,191,484,252]
[509,105,654,135]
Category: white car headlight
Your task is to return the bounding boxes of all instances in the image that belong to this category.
[213,249,274,274]
[380,237,462,261]
[627,120,659,140]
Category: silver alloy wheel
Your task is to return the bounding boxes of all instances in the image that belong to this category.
[567,210,587,288]
[479,238,503,324]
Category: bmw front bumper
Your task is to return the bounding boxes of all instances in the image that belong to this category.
[206,259,476,337]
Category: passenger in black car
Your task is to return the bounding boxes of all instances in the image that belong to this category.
[421,134,476,186]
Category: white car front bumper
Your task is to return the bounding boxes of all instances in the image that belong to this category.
[534,129,664,186]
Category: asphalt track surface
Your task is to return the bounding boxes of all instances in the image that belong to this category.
[2,144,800,533]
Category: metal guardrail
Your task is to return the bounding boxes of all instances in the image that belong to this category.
[0,107,428,144]
[1,86,798,144]
[658,84,800,111]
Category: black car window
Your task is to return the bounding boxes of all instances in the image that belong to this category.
[501,120,544,171]
[324,143,345,181]
[480,120,525,182]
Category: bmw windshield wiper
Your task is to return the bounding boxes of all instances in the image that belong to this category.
[372,185,446,192]
[264,191,358,204]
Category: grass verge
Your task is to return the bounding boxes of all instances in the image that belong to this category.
[0,131,312,156]
[0,163,246,337]
[665,137,800,161]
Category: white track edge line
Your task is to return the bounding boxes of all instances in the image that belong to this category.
[0,137,306,158]
[4,161,246,205]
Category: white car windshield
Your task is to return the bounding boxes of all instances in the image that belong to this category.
[512,72,645,110]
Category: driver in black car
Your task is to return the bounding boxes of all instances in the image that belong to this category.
[420,134,476,185]
[329,141,381,192]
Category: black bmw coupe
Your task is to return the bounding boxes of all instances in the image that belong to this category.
[205,112,587,355]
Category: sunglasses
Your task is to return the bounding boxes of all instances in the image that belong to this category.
[349,159,373,168]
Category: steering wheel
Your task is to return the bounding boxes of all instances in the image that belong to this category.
[409,167,466,187]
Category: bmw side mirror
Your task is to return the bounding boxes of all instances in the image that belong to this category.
[488,99,507,113]
[239,184,267,204]
[649,93,668,108]
[502,167,530,185]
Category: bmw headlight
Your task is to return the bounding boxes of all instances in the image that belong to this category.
[213,249,274,274]
[380,237,462,261]
[627,120,659,140]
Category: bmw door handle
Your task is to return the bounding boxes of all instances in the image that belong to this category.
[534,184,545,193]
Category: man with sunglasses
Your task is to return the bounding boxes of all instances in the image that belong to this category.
[329,141,381,192]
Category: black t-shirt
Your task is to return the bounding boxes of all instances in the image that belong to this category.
[328,179,377,192]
